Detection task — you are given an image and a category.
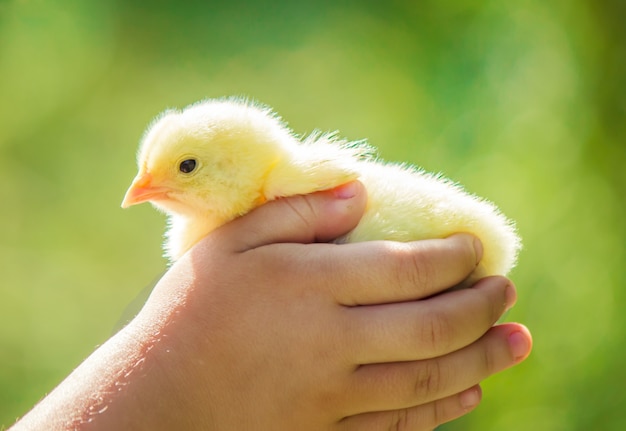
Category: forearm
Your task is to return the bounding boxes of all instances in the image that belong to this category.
[10,321,202,431]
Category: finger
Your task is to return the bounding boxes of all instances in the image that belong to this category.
[345,323,532,414]
[345,276,514,363]
[339,385,482,431]
[240,233,482,307]
[324,233,482,305]
[211,181,367,252]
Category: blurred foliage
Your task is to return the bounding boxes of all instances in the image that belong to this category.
[1,0,625,429]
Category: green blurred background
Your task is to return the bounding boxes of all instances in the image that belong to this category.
[1,0,624,429]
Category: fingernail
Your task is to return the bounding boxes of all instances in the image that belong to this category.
[333,182,358,199]
[508,330,530,361]
[473,237,483,264]
[460,386,482,410]
[505,283,517,310]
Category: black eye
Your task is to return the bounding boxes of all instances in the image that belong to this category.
[179,159,197,174]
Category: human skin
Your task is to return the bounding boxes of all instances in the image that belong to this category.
[11,181,531,431]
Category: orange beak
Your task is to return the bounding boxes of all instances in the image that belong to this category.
[121,172,171,208]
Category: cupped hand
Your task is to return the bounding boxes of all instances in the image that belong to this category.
[129,181,531,430]
[11,181,531,431]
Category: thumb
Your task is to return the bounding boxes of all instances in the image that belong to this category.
[214,181,367,252]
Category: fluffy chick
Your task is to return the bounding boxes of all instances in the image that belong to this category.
[122,98,521,281]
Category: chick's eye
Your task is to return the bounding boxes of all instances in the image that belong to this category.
[179,159,197,174]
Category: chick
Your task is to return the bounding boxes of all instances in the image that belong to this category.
[122,98,521,281]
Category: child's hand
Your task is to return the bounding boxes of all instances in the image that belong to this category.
[11,181,531,431]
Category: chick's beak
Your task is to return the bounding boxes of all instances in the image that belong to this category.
[121,172,170,208]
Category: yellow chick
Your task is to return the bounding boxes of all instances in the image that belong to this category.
[122,98,521,281]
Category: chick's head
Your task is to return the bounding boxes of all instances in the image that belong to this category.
[122,99,291,225]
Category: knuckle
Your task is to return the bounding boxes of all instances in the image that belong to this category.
[282,195,317,231]
[388,406,441,431]
[413,359,444,400]
[409,249,436,287]
[390,244,435,292]
[388,408,410,431]
[416,308,453,355]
